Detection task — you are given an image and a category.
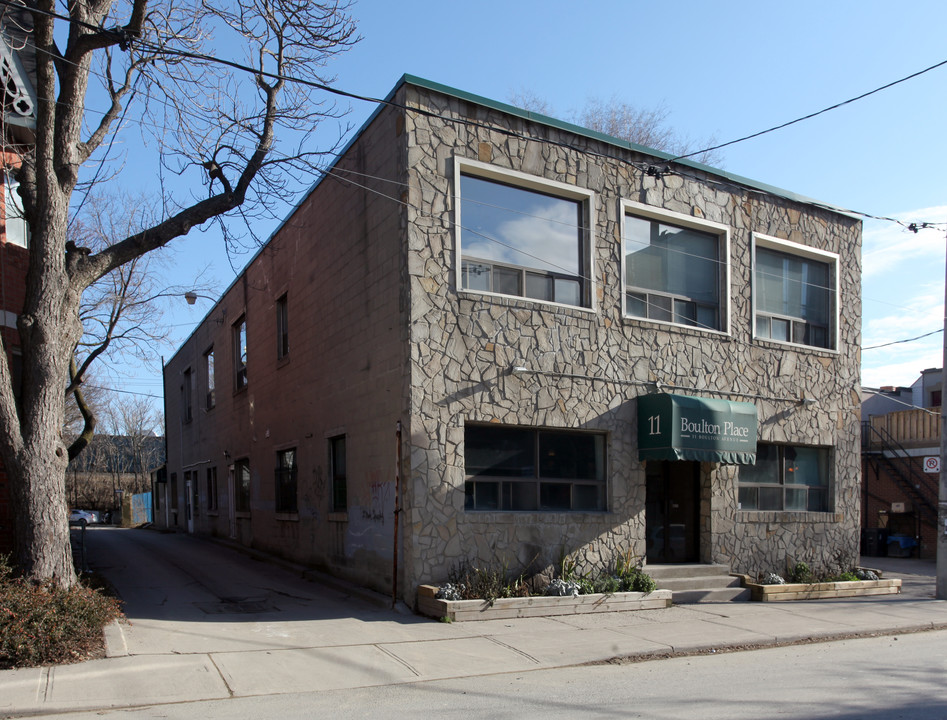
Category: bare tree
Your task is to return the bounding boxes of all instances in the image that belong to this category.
[103,393,162,494]
[0,0,359,587]
[509,91,723,166]
[66,190,210,461]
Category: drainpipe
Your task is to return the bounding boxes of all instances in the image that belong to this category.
[392,420,402,609]
[161,355,170,528]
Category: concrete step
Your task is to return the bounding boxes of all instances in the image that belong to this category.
[653,574,743,593]
[672,586,752,604]
[645,563,732,580]
[643,563,750,603]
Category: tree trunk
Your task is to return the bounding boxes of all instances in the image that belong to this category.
[9,442,74,586]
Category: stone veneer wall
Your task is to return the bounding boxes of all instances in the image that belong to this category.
[400,83,861,594]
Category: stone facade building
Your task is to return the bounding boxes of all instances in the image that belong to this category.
[160,76,862,603]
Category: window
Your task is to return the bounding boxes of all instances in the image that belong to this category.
[329,436,346,512]
[204,348,215,410]
[457,160,592,308]
[464,425,606,512]
[234,458,251,513]
[276,294,289,360]
[233,316,247,390]
[181,368,193,423]
[738,444,830,512]
[3,174,27,248]
[754,236,837,350]
[622,202,728,331]
[275,448,297,514]
[206,466,218,512]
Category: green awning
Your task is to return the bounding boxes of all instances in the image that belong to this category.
[637,393,758,464]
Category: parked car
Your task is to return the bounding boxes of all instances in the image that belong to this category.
[69,509,95,527]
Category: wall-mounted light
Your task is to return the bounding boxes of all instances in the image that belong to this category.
[799,397,817,406]
[510,365,529,375]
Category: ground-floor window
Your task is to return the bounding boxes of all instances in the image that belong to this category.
[464,424,606,511]
[206,467,218,512]
[234,458,251,513]
[738,443,830,512]
[275,448,297,514]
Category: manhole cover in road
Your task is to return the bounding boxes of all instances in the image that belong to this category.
[194,598,278,614]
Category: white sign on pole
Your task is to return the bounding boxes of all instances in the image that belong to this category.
[924,456,940,473]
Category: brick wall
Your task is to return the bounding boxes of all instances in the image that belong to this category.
[0,170,29,558]
[162,99,407,591]
[861,454,938,558]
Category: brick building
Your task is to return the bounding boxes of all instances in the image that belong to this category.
[861,369,941,559]
[0,13,36,556]
[160,76,862,603]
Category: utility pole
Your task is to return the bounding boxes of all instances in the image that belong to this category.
[939,225,947,600]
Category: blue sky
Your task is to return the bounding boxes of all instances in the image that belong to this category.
[113,0,947,407]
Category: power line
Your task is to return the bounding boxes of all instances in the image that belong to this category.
[666,58,947,163]
[4,0,944,234]
[863,328,943,350]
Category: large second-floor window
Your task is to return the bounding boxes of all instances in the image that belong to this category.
[623,203,728,332]
[457,160,592,308]
[754,236,837,350]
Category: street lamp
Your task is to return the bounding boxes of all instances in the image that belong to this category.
[182,292,224,324]
[184,291,217,305]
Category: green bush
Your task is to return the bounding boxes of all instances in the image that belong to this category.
[0,556,122,669]
[788,561,814,584]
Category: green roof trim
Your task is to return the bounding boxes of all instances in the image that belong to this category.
[395,74,859,219]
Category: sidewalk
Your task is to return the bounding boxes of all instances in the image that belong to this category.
[2,532,946,717]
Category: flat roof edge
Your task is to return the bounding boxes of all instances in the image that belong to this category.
[397,74,860,220]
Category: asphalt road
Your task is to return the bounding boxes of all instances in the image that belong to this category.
[40,630,947,719]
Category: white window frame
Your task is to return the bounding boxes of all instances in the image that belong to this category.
[453,157,597,312]
[620,200,731,335]
[752,233,839,352]
[4,174,28,248]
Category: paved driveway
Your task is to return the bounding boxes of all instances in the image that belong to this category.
[84,526,433,656]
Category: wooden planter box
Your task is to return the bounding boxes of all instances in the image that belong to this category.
[417,584,672,622]
[744,578,901,602]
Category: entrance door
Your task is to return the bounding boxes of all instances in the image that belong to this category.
[646,461,699,563]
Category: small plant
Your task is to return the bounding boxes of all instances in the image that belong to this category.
[787,561,814,584]
[760,572,786,585]
[443,559,529,604]
[544,578,579,597]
